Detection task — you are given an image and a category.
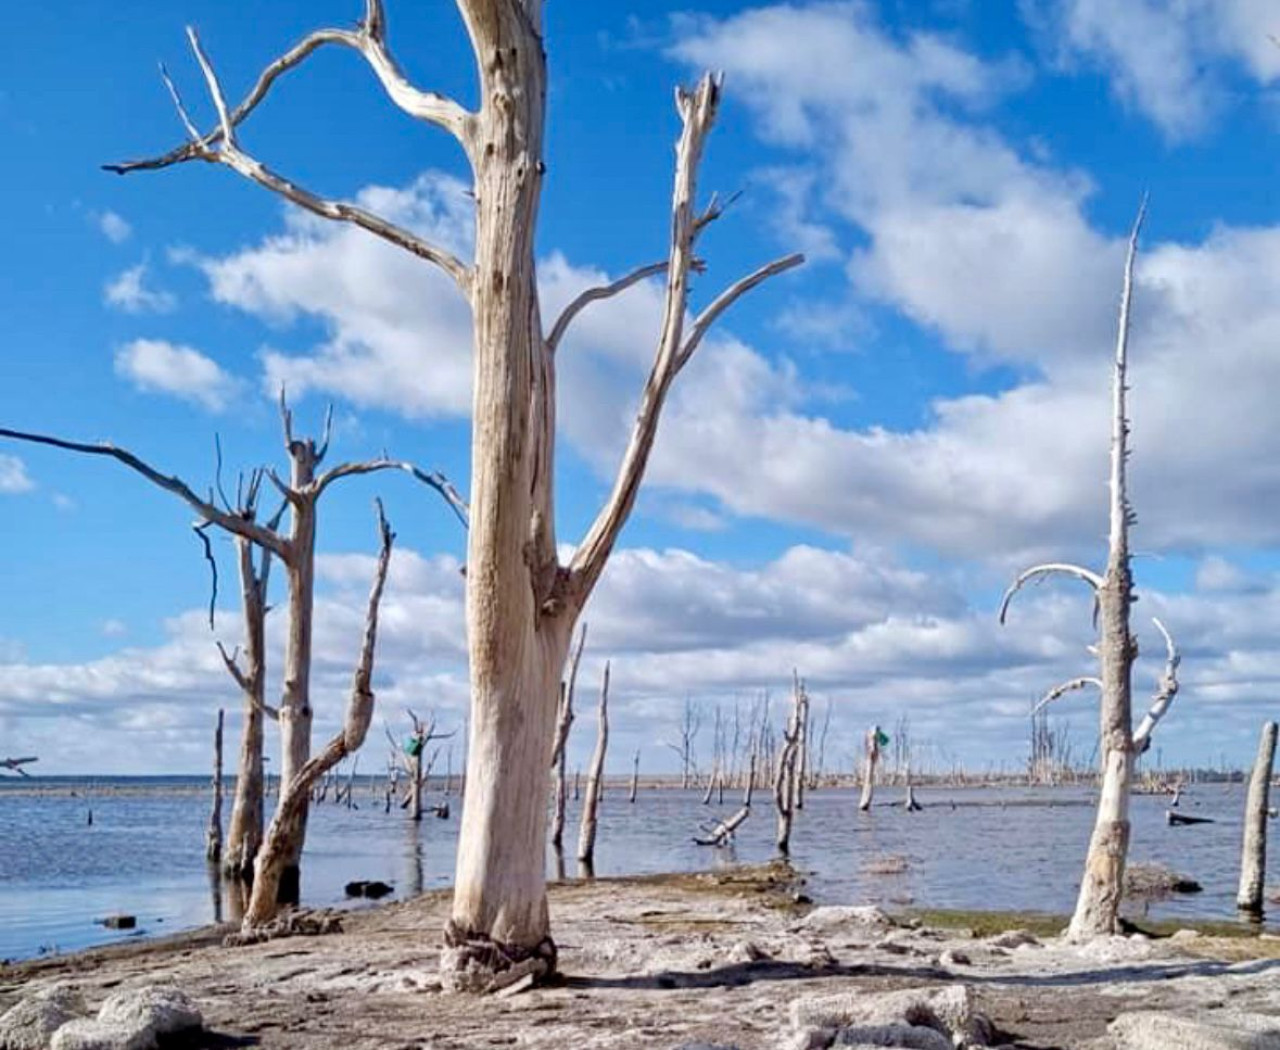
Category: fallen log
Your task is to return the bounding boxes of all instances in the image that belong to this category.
[694,804,750,846]
[1167,810,1214,826]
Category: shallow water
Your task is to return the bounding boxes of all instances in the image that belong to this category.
[0,777,1264,960]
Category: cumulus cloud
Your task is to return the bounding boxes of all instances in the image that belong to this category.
[0,454,34,494]
[104,262,177,313]
[1025,0,1280,141]
[113,339,242,412]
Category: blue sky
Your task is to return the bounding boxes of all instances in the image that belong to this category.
[3,0,1280,776]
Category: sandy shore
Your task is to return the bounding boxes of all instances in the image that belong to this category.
[4,864,1280,1048]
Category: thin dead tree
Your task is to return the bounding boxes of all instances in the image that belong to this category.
[576,662,610,872]
[794,674,810,810]
[999,204,1185,941]
[859,725,883,812]
[206,709,225,863]
[812,697,832,790]
[629,749,640,804]
[1237,721,1278,917]
[388,711,453,822]
[668,697,703,791]
[0,757,37,777]
[241,502,395,929]
[109,4,800,986]
[774,681,805,856]
[0,407,453,907]
[550,624,586,851]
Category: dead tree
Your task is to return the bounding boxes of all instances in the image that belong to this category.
[387,711,452,821]
[2,407,458,903]
[1,756,37,777]
[576,662,610,872]
[668,697,703,790]
[774,686,802,855]
[214,470,285,883]
[812,698,832,789]
[629,749,640,803]
[1238,721,1278,917]
[206,709,225,863]
[1000,204,1185,941]
[859,726,883,812]
[794,675,810,810]
[242,502,394,929]
[109,4,800,986]
[550,624,586,851]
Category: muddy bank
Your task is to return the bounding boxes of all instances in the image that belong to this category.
[4,865,1280,1048]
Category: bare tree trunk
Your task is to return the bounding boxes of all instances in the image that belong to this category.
[410,748,424,823]
[859,726,882,812]
[577,663,610,869]
[629,749,639,803]
[794,674,809,811]
[1238,721,1278,916]
[550,625,585,850]
[243,505,395,930]
[774,693,801,855]
[206,709,224,863]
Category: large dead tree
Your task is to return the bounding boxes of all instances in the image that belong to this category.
[0,408,451,905]
[1000,204,1182,940]
[242,503,395,928]
[668,697,704,791]
[1237,721,1277,917]
[108,1,800,986]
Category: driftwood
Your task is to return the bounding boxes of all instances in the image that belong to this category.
[1238,721,1278,915]
[1167,811,1214,826]
[0,756,37,776]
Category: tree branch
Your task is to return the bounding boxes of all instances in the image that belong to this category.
[105,5,470,177]
[1031,677,1102,716]
[129,28,473,296]
[193,522,219,631]
[313,457,469,528]
[998,563,1105,624]
[0,427,290,560]
[568,74,801,602]
[545,261,668,354]
[1133,616,1180,754]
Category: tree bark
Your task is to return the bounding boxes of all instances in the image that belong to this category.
[577,663,609,868]
[1237,720,1277,916]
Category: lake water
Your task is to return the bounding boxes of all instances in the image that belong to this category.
[0,777,1266,961]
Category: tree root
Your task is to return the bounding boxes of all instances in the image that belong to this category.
[439,920,558,994]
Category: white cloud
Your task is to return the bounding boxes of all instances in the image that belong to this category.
[0,454,34,494]
[96,210,132,244]
[100,619,128,638]
[1025,0,1280,140]
[113,339,242,413]
[104,262,176,313]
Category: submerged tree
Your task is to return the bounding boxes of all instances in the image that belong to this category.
[106,0,801,986]
[999,204,1182,940]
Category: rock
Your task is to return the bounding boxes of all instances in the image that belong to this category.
[726,940,770,964]
[791,984,994,1047]
[987,929,1040,950]
[938,948,972,967]
[344,880,394,899]
[672,1044,744,1050]
[797,906,893,933]
[49,1019,152,1050]
[1170,929,1201,941]
[0,985,87,1050]
[783,1029,837,1050]
[1124,863,1202,898]
[48,986,202,1050]
[1108,1010,1280,1049]
[98,915,136,930]
[97,986,201,1037]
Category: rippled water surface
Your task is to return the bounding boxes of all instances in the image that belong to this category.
[0,777,1265,960]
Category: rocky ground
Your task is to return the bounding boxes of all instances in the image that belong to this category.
[3,864,1280,1049]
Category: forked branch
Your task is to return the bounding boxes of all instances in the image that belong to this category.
[998,563,1105,624]
[545,261,668,354]
[568,74,802,601]
[129,28,472,296]
[106,0,471,175]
